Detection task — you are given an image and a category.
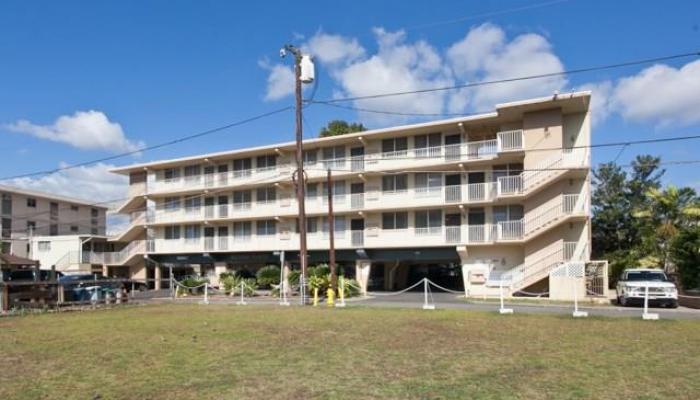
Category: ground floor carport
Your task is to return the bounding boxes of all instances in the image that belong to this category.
[146,247,466,293]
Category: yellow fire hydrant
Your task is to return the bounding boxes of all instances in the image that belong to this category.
[326,288,335,307]
[313,288,319,306]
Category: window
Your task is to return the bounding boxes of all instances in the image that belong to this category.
[1,218,10,238]
[414,133,441,151]
[415,209,442,232]
[164,197,181,211]
[233,190,252,206]
[322,216,346,234]
[414,173,442,192]
[382,175,408,192]
[164,168,181,181]
[303,150,318,165]
[184,165,201,181]
[493,163,524,180]
[184,225,201,241]
[382,212,408,230]
[1,193,11,215]
[91,208,99,217]
[70,226,79,233]
[321,146,345,168]
[233,158,252,176]
[256,187,276,203]
[184,197,201,213]
[38,241,51,252]
[322,180,346,197]
[306,183,319,198]
[256,220,277,236]
[493,205,524,223]
[50,202,58,218]
[26,198,36,208]
[381,137,408,155]
[233,221,252,238]
[256,154,277,170]
[70,205,79,212]
[307,217,318,233]
[296,217,318,233]
[27,221,36,234]
[165,226,181,240]
[50,223,58,236]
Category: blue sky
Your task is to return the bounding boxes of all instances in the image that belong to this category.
[1,0,700,204]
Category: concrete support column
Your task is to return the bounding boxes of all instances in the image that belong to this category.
[355,260,371,295]
[213,262,228,288]
[154,264,162,290]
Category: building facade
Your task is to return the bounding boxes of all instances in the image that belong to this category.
[105,92,594,296]
[0,185,108,261]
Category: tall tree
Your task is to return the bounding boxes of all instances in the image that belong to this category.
[670,226,700,290]
[319,120,367,138]
[634,186,700,273]
[591,162,631,257]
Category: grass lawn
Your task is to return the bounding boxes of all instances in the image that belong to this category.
[1,304,699,399]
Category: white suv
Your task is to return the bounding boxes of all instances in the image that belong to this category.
[616,269,678,308]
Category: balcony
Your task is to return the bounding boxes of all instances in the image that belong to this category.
[144,130,525,196]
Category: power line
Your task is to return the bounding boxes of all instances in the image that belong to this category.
[0,106,293,181]
[402,0,573,31]
[310,100,480,117]
[309,51,700,104]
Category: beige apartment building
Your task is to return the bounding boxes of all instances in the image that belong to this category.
[103,91,599,297]
[0,185,108,266]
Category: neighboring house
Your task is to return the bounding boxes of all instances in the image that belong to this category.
[103,91,599,297]
[29,235,115,274]
[0,185,108,267]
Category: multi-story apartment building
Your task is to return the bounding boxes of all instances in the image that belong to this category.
[105,91,594,297]
[0,185,107,252]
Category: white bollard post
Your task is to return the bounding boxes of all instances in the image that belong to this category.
[642,285,659,320]
[572,278,588,318]
[237,281,247,305]
[279,280,290,306]
[499,279,513,314]
[202,284,209,305]
[422,279,435,310]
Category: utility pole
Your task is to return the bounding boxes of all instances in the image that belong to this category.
[327,168,337,295]
[280,44,314,305]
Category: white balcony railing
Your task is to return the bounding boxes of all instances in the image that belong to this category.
[144,131,524,195]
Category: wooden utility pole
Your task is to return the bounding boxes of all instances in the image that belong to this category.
[327,168,337,294]
[283,45,309,305]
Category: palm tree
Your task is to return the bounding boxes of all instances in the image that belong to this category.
[634,186,700,273]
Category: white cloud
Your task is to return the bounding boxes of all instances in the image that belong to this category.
[3,162,128,207]
[260,24,700,130]
[259,60,295,101]
[3,110,144,154]
[305,32,365,65]
[577,81,614,127]
[447,23,567,112]
[328,28,453,125]
[610,60,700,127]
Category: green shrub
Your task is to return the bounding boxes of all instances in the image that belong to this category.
[220,273,257,296]
[256,265,281,288]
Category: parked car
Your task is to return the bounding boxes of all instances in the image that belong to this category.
[616,269,678,308]
[58,274,123,302]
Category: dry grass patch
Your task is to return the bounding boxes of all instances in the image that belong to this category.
[1,304,699,399]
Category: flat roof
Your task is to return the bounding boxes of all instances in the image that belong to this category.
[0,184,109,209]
[111,91,591,175]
